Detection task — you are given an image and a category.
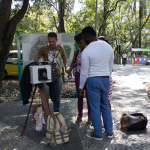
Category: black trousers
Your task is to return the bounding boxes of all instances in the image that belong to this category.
[123,58,126,65]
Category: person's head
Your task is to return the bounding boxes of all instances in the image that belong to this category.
[74,32,86,51]
[98,36,110,45]
[48,32,58,49]
[82,26,97,45]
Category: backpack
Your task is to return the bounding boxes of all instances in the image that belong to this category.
[120,113,147,131]
[46,112,69,147]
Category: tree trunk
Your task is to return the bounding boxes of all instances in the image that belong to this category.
[58,0,65,33]
[0,0,29,87]
[101,0,109,36]
[98,0,124,36]
[98,0,107,36]
[139,0,143,48]
[131,13,150,49]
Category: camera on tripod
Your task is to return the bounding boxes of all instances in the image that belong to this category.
[30,65,52,84]
[38,68,48,81]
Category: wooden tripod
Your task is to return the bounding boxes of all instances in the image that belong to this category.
[21,84,51,136]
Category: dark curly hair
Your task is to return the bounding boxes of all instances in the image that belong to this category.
[98,36,110,45]
[74,32,83,43]
[48,32,57,39]
[82,26,96,36]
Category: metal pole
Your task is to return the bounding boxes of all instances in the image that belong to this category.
[95,0,97,31]
[17,31,23,101]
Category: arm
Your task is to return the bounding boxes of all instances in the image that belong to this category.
[62,56,68,72]
[79,55,89,89]
[34,47,43,62]
[109,52,113,77]
[68,50,78,79]
[79,56,89,96]
[60,45,68,72]
[34,54,40,62]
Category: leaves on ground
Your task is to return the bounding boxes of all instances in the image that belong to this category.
[0,81,76,103]
[1,80,150,104]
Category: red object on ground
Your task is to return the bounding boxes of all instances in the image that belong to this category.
[21,124,26,136]
[135,58,139,64]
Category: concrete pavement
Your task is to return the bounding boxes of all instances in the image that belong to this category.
[0,64,150,150]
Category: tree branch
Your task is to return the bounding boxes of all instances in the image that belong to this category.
[3,0,29,47]
[51,3,58,13]
[10,0,29,26]
[106,0,126,19]
[141,13,150,29]
[133,13,150,46]
[0,0,12,51]
[53,16,58,32]
[98,25,103,36]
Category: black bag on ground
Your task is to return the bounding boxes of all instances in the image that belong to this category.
[120,113,148,131]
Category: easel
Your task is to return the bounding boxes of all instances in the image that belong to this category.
[21,83,51,136]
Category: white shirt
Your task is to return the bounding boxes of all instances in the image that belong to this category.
[122,54,127,58]
[79,40,113,89]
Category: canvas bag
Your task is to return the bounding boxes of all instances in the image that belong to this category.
[120,113,147,131]
[46,112,69,147]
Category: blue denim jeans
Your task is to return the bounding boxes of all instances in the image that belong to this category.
[42,83,50,111]
[86,77,113,137]
[47,74,62,112]
[43,83,50,100]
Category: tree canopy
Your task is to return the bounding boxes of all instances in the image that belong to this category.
[0,0,150,87]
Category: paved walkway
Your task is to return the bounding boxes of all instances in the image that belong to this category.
[0,65,150,150]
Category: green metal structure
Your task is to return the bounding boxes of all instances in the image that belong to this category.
[17,31,23,101]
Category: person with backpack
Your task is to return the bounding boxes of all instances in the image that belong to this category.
[67,32,91,124]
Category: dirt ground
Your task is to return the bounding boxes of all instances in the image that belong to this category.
[0,80,150,104]
[0,80,76,103]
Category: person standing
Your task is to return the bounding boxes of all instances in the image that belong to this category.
[122,52,127,65]
[34,32,68,112]
[68,32,91,124]
[79,27,113,140]
[98,36,113,111]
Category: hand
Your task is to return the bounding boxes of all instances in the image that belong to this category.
[68,71,72,79]
[65,67,70,74]
[79,89,84,96]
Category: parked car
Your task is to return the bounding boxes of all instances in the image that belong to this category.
[3,50,65,79]
[146,60,150,65]
[3,50,23,78]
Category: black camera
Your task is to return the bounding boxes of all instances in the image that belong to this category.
[38,68,48,81]
[52,63,56,73]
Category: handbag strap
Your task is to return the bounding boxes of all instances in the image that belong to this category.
[75,49,79,63]
[50,113,57,131]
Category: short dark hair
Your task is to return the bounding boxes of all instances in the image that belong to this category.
[74,32,83,43]
[98,36,110,45]
[48,32,57,39]
[82,26,96,37]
